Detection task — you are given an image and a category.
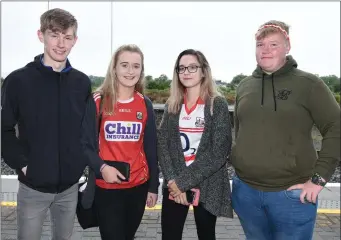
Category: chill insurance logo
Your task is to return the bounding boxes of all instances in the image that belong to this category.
[104,121,142,141]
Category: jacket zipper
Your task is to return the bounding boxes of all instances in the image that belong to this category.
[57,73,62,192]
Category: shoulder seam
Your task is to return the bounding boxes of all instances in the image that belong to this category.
[291,70,320,83]
[136,91,144,99]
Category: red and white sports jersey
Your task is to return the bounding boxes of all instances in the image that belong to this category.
[93,91,149,190]
[179,97,205,166]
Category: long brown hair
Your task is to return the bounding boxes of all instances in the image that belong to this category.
[167,49,220,114]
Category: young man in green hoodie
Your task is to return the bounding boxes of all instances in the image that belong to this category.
[230,20,340,240]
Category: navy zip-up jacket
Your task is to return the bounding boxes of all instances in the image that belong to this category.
[1,54,104,193]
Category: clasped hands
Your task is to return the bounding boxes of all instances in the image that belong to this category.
[168,179,189,206]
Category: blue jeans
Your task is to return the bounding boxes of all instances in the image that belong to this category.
[231,175,317,240]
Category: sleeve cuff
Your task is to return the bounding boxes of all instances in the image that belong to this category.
[313,165,334,183]
[17,156,29,171]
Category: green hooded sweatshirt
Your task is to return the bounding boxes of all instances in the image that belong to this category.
[231,55,340,191]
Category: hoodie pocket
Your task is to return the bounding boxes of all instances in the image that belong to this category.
[233,142,298,180]
[263,151,297,179]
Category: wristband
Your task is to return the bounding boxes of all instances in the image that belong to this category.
[100,164,108,172]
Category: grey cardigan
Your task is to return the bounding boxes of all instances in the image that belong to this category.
[157,96,233,218]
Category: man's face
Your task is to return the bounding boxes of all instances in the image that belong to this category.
[255,32,289,73]
[38,27,77,63]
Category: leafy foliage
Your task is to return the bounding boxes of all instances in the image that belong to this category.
[1,73,339,104]
[89,75,105,90]
[320,75,340,93]
[145,74,171,90]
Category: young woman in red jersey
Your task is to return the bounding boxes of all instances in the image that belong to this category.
[92,44,159,240]
[158,49,233,240]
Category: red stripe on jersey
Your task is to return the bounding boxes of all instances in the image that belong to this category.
[179,127,204,131]
[185,155,196,161]
[180,129,204,133]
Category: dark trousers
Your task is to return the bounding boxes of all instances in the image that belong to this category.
[161,188,217,240]
[94,182,149,240]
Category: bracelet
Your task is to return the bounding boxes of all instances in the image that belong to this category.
[100,164,108,172]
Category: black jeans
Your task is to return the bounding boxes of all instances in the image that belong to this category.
[161,188,217,240]
[94,182,149,240]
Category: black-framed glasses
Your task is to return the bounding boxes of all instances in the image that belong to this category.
[176,65,202,74]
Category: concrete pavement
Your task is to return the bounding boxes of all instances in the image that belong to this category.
[1,207,340,240]
[1,176,340,239]
[1,176,340,214]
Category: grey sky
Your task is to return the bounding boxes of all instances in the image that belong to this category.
[1,1,340,82]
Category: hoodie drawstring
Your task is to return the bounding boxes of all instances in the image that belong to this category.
[271,74,277,111]
[261,74,265,106]
[261,73,277,111]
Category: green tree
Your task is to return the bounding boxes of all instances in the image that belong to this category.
[226,83,236,91]
[145,75,153,82]
[231,74,248,86]
[89,75,105,89]
[146,74,171,90]
[155,74,169,82]
[320,75,340,93]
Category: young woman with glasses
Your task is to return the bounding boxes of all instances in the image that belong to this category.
[157,49,234,240]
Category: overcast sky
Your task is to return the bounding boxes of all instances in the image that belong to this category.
[1,1,340,82]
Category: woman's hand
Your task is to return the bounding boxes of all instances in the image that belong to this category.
[101,165,125,183]
[174,192,189,206]
[146,192,158,208]
[167,179,181,198]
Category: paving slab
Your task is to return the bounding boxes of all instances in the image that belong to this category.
[1,207,340,240]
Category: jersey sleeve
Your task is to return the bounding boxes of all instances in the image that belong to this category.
[93,92,101,115]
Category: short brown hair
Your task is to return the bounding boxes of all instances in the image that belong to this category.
[40,8,78,35]
[256,20,290,40]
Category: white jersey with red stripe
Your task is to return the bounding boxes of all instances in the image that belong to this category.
[179,97,205,166]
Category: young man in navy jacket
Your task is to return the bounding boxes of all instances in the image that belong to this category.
[1,8,116,240]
